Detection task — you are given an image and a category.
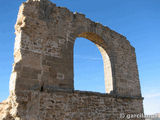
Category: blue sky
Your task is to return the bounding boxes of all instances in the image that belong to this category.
[0,0,160,115]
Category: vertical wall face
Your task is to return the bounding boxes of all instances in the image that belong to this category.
[97,46,113,93]
[11,0,142,98]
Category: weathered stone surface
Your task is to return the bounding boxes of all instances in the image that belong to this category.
[0,0,144,119]
[0,91,144,120]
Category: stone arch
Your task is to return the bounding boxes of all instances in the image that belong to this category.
[10,0,142,98]
[73,32,114,93]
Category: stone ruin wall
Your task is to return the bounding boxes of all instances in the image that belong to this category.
[0,0,144,119]
[0,91,143,120]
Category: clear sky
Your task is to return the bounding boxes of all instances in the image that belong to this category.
[0,0,160,115]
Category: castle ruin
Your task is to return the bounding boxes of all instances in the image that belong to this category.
[0,0,144,119]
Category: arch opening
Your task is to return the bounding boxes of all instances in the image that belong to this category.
[73,32,113,94]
